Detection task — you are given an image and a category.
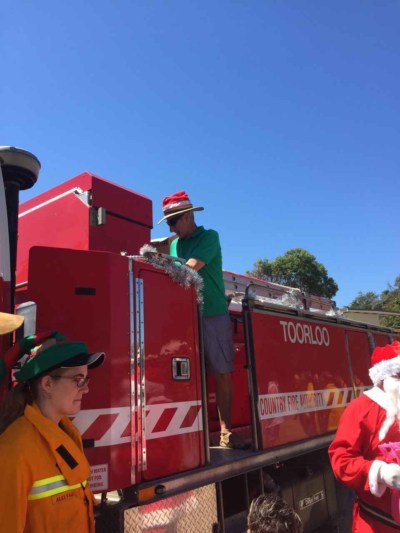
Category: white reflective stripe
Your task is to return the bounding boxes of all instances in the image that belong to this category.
[30,479,68,496]
[19,187,84,218]
[258,386,369,420]
[73,402,203,447]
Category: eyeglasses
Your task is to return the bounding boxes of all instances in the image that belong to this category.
[52,375,90,389]
[166,213,184,227]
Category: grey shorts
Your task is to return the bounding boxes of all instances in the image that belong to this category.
[202,314,235,374]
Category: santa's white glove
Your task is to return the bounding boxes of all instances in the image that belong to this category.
[378,463,400,489]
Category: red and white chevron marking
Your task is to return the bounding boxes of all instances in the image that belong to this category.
[72,400,203,447]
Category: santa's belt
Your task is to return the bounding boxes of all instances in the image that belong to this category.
[359,500,400,530]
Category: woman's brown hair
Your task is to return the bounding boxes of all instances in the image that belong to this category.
[0,379,39,434]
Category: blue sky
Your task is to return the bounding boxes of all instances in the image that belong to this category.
[3,1,399,307]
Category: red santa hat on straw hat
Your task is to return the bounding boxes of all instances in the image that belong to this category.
[158,191,204,224]
[369,341,400,386]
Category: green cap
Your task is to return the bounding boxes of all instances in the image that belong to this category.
[13,334,105,383]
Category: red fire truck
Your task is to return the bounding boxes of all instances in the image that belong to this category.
[1,146,398,532]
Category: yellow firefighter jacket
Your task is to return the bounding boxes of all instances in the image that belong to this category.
[0,403,95,533]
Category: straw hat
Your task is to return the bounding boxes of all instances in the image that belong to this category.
[0,312,24,335]
[158,191,203,224]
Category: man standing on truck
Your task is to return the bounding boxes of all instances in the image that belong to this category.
[159,191,246,449]
[329,341,400,532]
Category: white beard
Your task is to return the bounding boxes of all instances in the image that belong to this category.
[380,376,400,441]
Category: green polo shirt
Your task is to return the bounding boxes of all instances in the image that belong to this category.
[170,226,227,317]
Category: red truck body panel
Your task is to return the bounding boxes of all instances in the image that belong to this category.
[135,263,205,481]
[17,173,152,285]
[251,312,361,447]
[28,247,132,491]
[27,246,205,492]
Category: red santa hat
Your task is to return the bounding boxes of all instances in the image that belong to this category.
[158,191,204,224]
[369,341,400,386]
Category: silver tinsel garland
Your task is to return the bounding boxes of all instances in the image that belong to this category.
[139,244,204,305]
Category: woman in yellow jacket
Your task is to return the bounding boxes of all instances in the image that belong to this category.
[0,331,105,533]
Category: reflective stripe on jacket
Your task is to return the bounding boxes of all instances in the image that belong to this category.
[28,476,88,500]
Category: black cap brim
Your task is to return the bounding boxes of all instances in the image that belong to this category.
[60,352,105,369]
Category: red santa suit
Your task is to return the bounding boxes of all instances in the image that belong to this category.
[329,341,400,533]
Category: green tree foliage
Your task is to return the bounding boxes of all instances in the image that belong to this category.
[349,291,381,310]
[348,276,400,329]
[247,248,339,298]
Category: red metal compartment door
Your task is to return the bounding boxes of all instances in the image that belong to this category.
[28,247,132,493]
[250,311,353,449]
[134,263,205,482]
[230,317,252,429]
[373,332,392,348]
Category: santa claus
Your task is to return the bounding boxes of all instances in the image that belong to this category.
[329,341,400,532]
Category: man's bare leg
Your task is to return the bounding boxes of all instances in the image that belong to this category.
[215,372,232,433]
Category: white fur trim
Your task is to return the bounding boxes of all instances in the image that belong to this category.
[163,199,192,212]
[364,387,392,442]
[157,206,204,224]
[369,460,388,497]
[364,387,389,411]
[369,355,400,386]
